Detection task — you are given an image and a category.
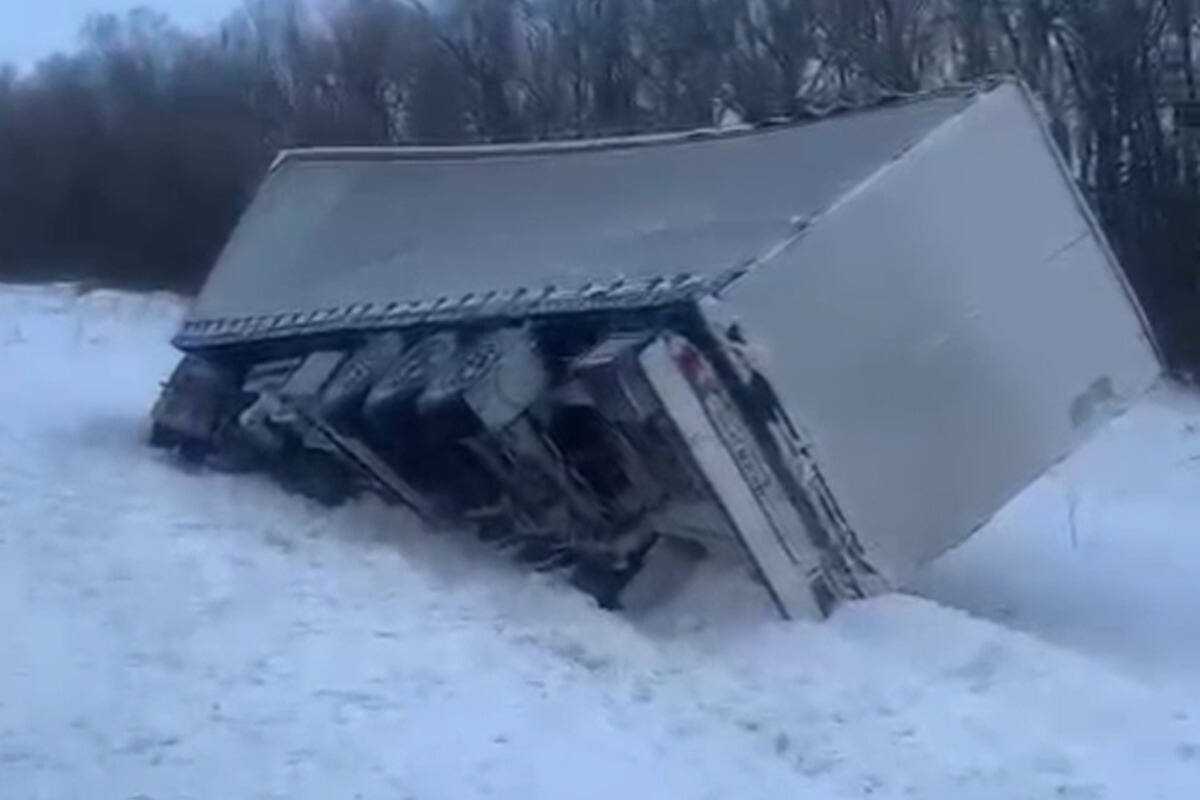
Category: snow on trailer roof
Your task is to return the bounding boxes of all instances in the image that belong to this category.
[177,85,985,346]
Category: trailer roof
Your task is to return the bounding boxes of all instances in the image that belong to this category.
[179,86,984,346]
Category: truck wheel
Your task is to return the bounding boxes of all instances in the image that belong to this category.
[417,327,547,439]
[363,332,459,439]
[148,422,179,449]
[178,438,211,464]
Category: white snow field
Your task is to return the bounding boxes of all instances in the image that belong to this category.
[2,283,1199,800]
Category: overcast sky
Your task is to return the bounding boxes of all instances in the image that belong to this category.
[2,1,241,70]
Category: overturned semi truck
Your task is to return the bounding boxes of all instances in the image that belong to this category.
[151,78,1162,619]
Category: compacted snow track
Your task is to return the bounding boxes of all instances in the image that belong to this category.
[2,284,1198,799]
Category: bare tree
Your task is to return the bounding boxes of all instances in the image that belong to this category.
[817,0,949,94]
[3,0,1200,367]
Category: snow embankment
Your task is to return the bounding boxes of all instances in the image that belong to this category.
[2,284,1198,799]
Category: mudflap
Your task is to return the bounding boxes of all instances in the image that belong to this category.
[638,333,834,620]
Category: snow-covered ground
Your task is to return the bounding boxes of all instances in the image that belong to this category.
[2,283,1198,799]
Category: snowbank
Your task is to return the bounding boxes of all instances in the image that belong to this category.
[915,388,1200,695]
[2,284,1197,799]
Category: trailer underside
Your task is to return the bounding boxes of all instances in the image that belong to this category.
[152,303,881,617]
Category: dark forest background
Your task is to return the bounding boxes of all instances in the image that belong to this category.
[1,0,1199,367]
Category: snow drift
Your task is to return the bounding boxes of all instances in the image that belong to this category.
[2,283,1199,799]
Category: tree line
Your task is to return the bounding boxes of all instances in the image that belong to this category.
[1,0,1199,367]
